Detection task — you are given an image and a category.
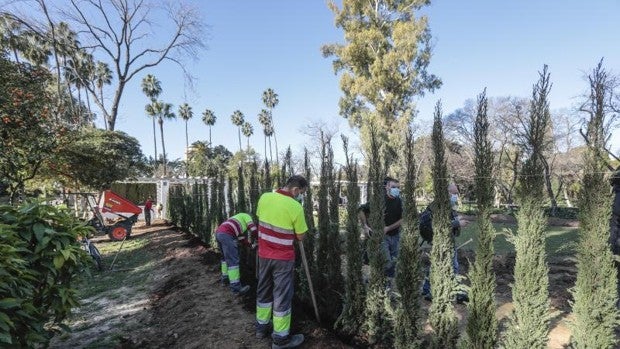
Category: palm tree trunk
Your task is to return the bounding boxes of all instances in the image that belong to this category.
[152,117,158,164]
[209,126,212,146]
[85,89,92,115]
[185,120,189,153]
[273,129,279,165]
[268,136,273,164]
[159,118,167,176]
[238,128,242,152]
[264,135,267,161]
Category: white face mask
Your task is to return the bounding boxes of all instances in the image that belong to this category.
[450,194,458,206]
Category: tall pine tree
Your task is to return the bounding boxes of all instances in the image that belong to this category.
[503,66,552,349]
[466,89,497,349]
[394,126,424,348]
[569,60,619,349]
[428,101,459,349]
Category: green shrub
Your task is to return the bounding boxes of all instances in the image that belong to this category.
[0,202,90,347]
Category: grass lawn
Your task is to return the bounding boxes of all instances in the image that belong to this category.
[457,220,579,257]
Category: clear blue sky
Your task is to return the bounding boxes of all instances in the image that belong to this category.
[106,1,620,164]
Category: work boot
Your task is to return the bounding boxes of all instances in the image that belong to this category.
[256,323,272,339]
[271,334,304,349]
[221,276,229,286]
[234,284,250,296]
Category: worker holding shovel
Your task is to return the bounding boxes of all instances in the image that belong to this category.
[255,175,308,349]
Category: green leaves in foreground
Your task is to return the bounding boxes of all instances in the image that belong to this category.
[0,202,91,347]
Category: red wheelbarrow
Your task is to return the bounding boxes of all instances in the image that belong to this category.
[87,190,142,241]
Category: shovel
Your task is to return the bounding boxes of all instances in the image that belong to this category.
[299,240,320,324]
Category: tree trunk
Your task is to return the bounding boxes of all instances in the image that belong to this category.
[159,118,167,176]
[238,128,242,152]
[274,130,279,165]
[152,117,158,164]
[268,136,273,164]
[209,126,212,146]
[108,79,127,131]
[185,120,189,152]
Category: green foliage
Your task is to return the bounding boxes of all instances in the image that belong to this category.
[323,0,441,152]
[363,125,393,344]
[335,136,365,334]
[465,90,497,349]
[0,202,90,347]
[226,176,235,217]
[0,56,57,202]
[110,182,156,205]
[316,134,331,292]
[53,128,145,190]
[237,165,247,213]
[296,149,316,305]
[569,60,619,349]
[327,168,343,297]
[394,127,423,349]
[249,160,261,216]
[186,141,233,178]
[166,181,212,245]
[427,102,459,349]
[503,66,551,349]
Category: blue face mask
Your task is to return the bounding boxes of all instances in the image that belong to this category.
[389,187,400,198]
[450,194,458,206]
[295,194,303,203]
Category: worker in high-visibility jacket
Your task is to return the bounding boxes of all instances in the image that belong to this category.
[215,212,257,296]
[255,175,308,349]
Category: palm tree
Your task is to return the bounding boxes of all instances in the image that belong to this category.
[263,121,274,163]
[231,110,245,152]
[154,101,175,176]
[241,121,254,150]
[202,109,216,146]
[178,103,193,152]
[262,88,279,164]
[141,74,162,162]
[258,109,271,161]
[94,61,112,128]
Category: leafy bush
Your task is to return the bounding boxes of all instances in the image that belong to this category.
[0,202,91,347]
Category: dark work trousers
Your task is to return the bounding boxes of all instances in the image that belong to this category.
[255,257,295,344]
[144,209,151,226]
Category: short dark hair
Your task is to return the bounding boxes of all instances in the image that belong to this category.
[286,175,308,189]
[384,176,398,186]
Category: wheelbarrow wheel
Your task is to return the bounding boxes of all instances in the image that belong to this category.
[109,225,128,241]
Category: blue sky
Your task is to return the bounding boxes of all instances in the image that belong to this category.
[105,1,620,164]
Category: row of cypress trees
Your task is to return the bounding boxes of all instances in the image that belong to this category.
[166,65,618,346]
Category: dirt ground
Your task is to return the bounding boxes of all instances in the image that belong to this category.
[50,218,593,349]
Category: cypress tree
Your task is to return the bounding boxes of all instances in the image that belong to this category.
[394,126,423,349]
[364,125,393,345]
[316,132,331,291]
[336,136,365,334]
[428,101,459,349]
[503,66,551,349]
[237,165,247,213]
[302,148,316,268]
[201,179,212,245]
[263,160,272,193]
[296,148,317,304]
[209,177,220,247]
[226,176,235,216]
[327,163,343,297]
[249,160,260,216]
[569,60,619,348]
[466,89,498,349]
[217,172,226,223]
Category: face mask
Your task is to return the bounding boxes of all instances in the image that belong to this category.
[450,194,458,206]
[389,187,400,198]
[295,194,303,203]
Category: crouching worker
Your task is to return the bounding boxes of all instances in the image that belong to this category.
[255,175,308,349]
[216,212,257,296]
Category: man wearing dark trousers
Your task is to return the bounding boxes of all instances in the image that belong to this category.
[255,175,308,349]
[384,177,403,278]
